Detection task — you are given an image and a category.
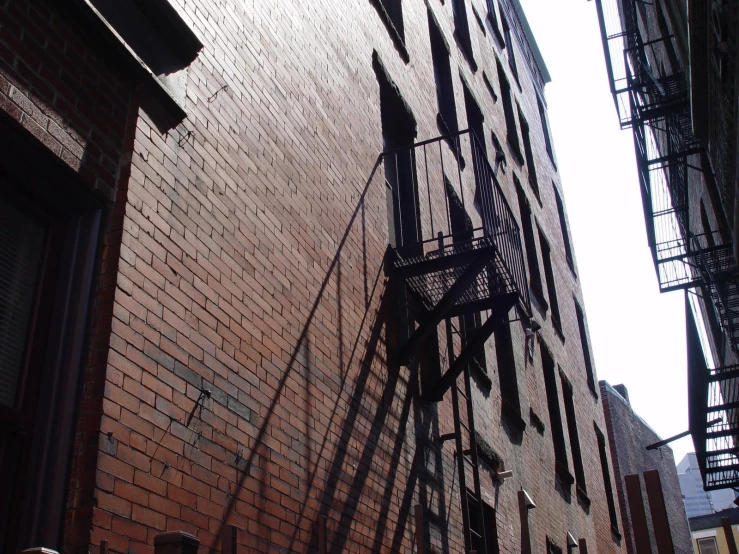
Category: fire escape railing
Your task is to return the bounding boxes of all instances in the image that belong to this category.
[595,0,739,490]
[383,129,529,400]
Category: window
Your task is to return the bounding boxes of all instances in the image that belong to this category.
[561,373,586,495]
[499,4,518,82]
[376,55,419,255]
[491,132,505,165]
[595,423,620,536]
[542,344,568,473]
[547,537,563,554]
[468,491,499,554]
[700,199,715,248]
[538,229,561,336]
[697,536,719,554]
[463,82,485,150]
[537,97,555,164]
[554,186,575,273]
[495,319,520,416]
[451,0,475,68]
[574,300,596,395]
[371,0,407,59]
[447,182,487,376]
[0,198,46,408]
[497,61,522,162]
[483,71,498,102]
[429,12,459,136]
[516,181,545,307]
[485,0,504,45]
[519,108,539,199]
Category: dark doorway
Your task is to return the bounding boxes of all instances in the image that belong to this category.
[0,122,103,553]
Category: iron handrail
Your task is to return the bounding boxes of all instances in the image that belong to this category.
[380,128,530,311]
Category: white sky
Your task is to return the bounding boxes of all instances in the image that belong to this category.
[518,0,693,462]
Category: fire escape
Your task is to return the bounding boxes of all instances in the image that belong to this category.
[595,0,739,490]
[384,129,529,552]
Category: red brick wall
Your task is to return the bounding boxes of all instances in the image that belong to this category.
[600,382,693,554]
[0,1,628,554]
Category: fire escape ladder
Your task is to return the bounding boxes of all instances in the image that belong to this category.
[382,130,527,552]
[447,318,488,554]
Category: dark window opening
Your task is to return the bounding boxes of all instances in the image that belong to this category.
[377,60,419,257]
[595,423,620,536]
[542,344,568,471]
[0,199,46,409]
[429,12,459,136]
[447,181,487,376]
[554,186,575,274]
[463,82,485,150]
[483,72,498,103]
[700,199,716,248]
[519,108,538,199]
[537,97,555,165]
[468,491,499,554]
[497,61,521,163]
[702,283,725,356]
[516,181,545,308]
[538,230,561,336]
[499,5,518,83]
[371,0,407,60]
[491,132,505,168]
[574,300,596,395]
[451,0,475,69]
[547,537,563,554]
[495,318,520,416]
[463,83,494,230]
[655,1,679,72]
[485,0,504,45]
[560,372,586,494]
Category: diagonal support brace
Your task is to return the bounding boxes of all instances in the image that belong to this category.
[425,293,516,401]
[398,253,489,365]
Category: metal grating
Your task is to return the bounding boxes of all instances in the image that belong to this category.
[386,129,529,318]
[400,234,517,314]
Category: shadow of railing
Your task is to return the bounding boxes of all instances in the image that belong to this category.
[210,154,398,548]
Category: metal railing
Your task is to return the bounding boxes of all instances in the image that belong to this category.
[382,129,529,312]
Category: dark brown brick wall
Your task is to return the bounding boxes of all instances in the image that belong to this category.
[600,381,693,554]
[0,1,628,553]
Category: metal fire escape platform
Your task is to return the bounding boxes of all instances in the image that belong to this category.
[382,129,529,554]
[595,0,739,492]
[384,130,528,401]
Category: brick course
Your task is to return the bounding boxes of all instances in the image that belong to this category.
[0,1,628,553]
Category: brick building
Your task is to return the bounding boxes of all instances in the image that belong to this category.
[593,0,739,493]
[600,382,692,554]
[0,1,625,553]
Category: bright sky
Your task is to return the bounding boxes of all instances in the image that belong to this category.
[517,0,693,462]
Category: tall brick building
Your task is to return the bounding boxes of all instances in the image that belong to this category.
[600,382,692,554]
[0,1,624,553]
[593,0,739,493]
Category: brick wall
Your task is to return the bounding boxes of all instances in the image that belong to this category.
[0,0,627,553]
[600,381,693,554]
